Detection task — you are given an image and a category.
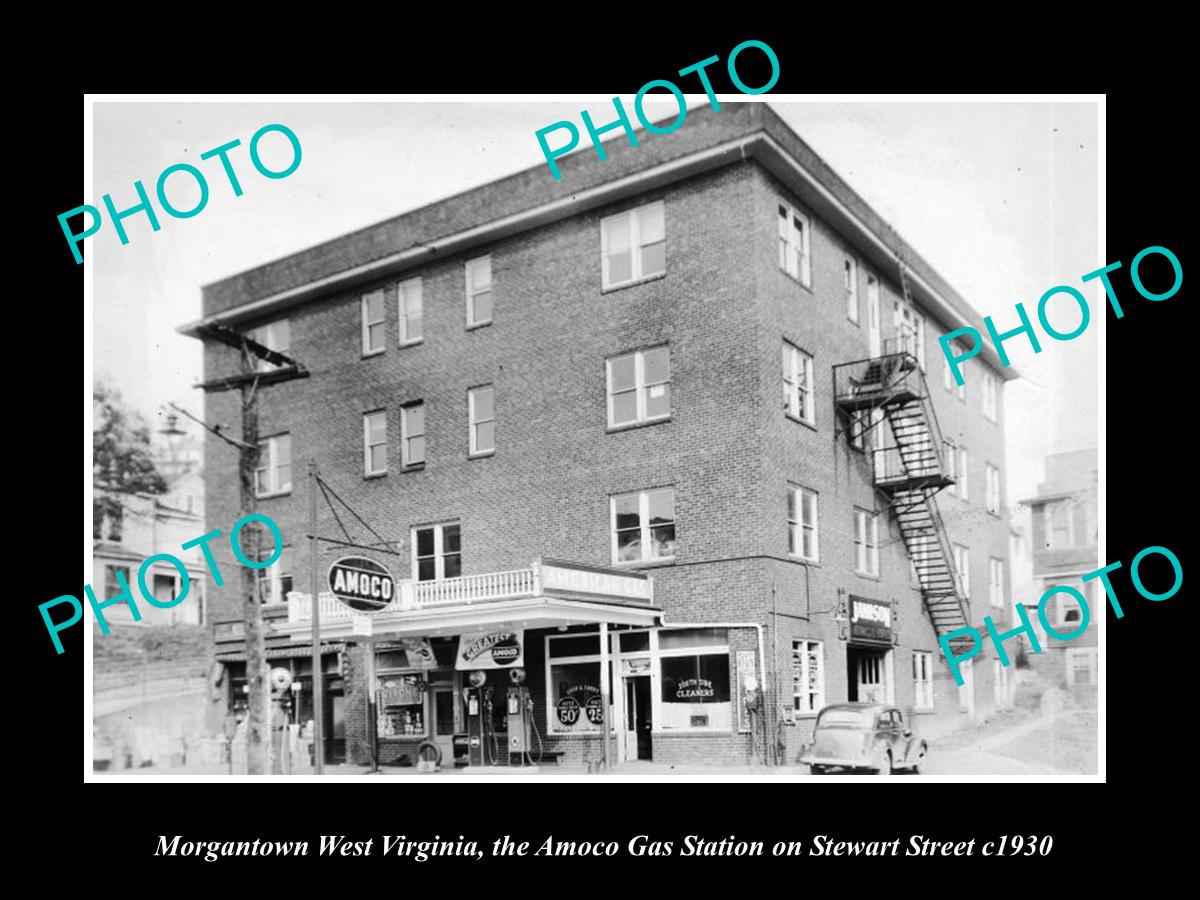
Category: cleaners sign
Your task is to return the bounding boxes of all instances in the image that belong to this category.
[327,556,395,612]
[455,630,524,670]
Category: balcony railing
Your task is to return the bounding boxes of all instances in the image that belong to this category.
[285,567,540,623]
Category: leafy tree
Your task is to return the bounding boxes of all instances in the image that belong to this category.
[93,382,167,527]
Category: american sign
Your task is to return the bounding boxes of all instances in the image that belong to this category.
[539,559,653,603]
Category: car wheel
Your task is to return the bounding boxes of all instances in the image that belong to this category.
[872,751,892,776]
[909,764,921,775]
[809,765,826,775]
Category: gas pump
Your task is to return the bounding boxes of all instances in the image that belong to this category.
[506,668,530,766]
[463,670,491,766]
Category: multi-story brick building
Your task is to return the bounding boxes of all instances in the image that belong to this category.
[184,103,1016,770]
[1017,448,1098,691]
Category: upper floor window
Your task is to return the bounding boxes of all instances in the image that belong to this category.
[607,346,671,428]
[612,487,676,564]
[398,277,423,345]
[363,410,387,476]
[783,341,815,425]
[957,445,969,501]
[989,557,1005,608]
[94,501,124,542]
[788,486,819,561]
[602,201,665,289]
[1038,496,1093,550]
[777,201,811,286]
[255,433,292,497]
[844,258,859,324]
[983,370,999,421]
[413,522,461,581]
[894,302,926,369]
[953,543,971,597]
[247,319,290,373]
[943,438,958,490]
[401,402,425,467]
[942,334,965,400]
[256,556,293,605]
[465,256,493,327]
[985,463,1001,515]
[361,290,386,356]
[468,385,495,456]
[853,509,879,576]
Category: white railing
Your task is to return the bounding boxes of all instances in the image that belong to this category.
[285,567,539,622]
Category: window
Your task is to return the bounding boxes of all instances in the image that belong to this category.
[468,385,495,456]
[782,341,815,424]
[659,628,731,731]
[255,556,293,605]
[601,201,665,289]
[607,346,670,428]
[104,565,130,600]
[465,256,492,327]
[413,522,461,581]
[957,658,974,712]
[255,434,292,496]
[361,290,386,355]
[957,446,969,501]
[1054,588,1084,628]
[94,502,124,542]
[788,486,819,561]
[363,410,387,476]
[401,402,425,467]
[953,544,970,597]
[913,651,934,710]
[1066,647,1098,687]
[942,334,965,400]
[854,509,879,576]
[611,488,676,564]
[247,319,289,373]
[792,640,825,714]
[985,463,1001,514]
[983,370,999,421]
[894,302,926,369]
[844,258,859,323]
[777,201,811,286]
[398,277,422,345]
[943,438,958,493]
[1038,497,1092,550]
[850,407,885,454]
[989,558,1005,608]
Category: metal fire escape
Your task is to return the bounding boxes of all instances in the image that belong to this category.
[833,326,972,648]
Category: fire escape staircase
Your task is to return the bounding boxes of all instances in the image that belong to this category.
[833,341,973,648]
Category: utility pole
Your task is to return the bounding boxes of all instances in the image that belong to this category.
[184,324,308,775]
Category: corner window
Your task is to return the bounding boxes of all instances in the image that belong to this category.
[465,256,492,327]
[783,341,815,425]
[844,258,859,324]
[363,410,387,476]
[607,345,670,428]
[777,201,811,286]
[413,522,461,581]
[468,385,495,456]
[601,201,665,289]
[398,278,423,345]
[247,319,290,373]
[792,640,824,714]
[854,509,879,576]
[788,486,819,561]
[611,488,676,564]
[361,290,386,356]
[912,651,934,709]
[401,402,425,467]
[255,434,292,497]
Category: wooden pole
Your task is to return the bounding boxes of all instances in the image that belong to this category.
[310,461,324,775]
[238,379,268,775]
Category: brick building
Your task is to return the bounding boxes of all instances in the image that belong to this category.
[184,102,1016,769]
[1017,448,1099,691]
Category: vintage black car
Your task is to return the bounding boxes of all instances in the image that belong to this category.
[798,702,928,775]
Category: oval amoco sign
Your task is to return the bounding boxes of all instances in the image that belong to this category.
[327,556,395,612]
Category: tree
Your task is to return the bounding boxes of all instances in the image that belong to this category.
[93,382,168,530]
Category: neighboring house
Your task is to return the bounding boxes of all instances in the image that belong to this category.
[186,103,1016,767]
[92,490,207,627]
[163,467,205,520]
[1016,449,1099,691]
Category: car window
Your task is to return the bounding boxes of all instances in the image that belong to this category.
[819,710,867,728]
[893,709,904,728]
[875,713,891,730]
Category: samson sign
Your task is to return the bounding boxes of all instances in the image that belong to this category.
[328,556,395,612]
[455,630,524,670]
[850,597,892,644]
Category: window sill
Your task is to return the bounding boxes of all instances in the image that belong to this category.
[377,735,431,742]
[465,320,493,332]
[601,271,667,295]
[468,450,495,460]
[362,348,385,359]
[402,462,426,472]
[606,416,671,435]
[612,558,676,571]
[854,571,882,582]
[255,491,292,500]
[364,471,388,481]
[785,413,818,432]
[788,554,820,566]
[778,269,813,293]
[848,316,860,328]
[399,339,423,349]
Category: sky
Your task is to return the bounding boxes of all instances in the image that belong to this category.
[90,98,1099,505]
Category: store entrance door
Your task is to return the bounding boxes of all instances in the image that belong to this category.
[847,646,889,703]
[432,687,456,767]
[622,675,652,761]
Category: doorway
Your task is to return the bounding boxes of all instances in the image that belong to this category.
[432,687,456,766]
[623,675,652,761]
[847,646,890,703]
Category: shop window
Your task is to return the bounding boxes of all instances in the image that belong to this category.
[659,653,731,731]
[546,647,607,734]
[792,640,824,714]
[376,673,427,738]
[913,651,934,710]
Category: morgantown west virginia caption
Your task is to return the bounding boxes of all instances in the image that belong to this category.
[155,833,1052,861]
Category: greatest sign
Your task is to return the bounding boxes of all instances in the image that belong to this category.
[328,556,395,612]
